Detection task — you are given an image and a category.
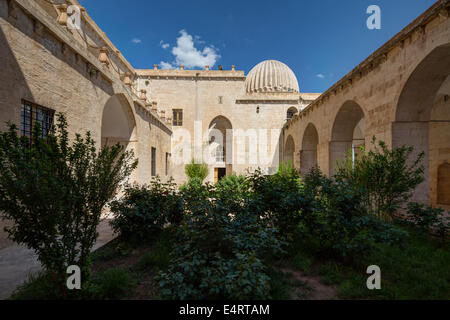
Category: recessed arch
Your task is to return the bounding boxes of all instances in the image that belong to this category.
[329,100,365,175]
[438,163,450,205]
[300,123,319,174]
[393,44,450,206]
[208,115,233,180]
[101,93,138,181]
[284,135,295,165]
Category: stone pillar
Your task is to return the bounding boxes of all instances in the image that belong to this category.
[392,121,430,203]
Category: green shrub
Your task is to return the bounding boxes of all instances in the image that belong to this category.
[0,114,137,291]
[248,167,306,239]
[137,239,171,271]
[299,167,407,260]
[88,268,137,300]
[110,177,183,241]
[185,159,209,182]
[156,183,285,299]
[335,137,425,220]
[11,272,70,300]
[406,202,449,240]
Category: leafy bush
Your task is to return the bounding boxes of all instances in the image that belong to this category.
[11,272,71,300]
[406,202,449,240]
[110,177,183,241]
[88,268,137,300]
[185,159,209,182]
[0,114,136,291]
[299,167,407,260]
[335,137,425,220]
[157,182,285,299]
[248,167,306,239]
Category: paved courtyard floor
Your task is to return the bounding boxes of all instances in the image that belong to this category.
[0,218,116,300]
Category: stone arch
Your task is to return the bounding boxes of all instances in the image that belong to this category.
[329,100,365,175]
[393,44,450,206]
[300,123,319,174]
[284,135,295,165]
[286,106,298,120]
[101,93,138,181]
[208,115,233,180]
[438,163,450,205]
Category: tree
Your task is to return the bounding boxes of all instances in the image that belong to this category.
[0,114,137,293]
[335,137,424,220]
[185,159,209,182]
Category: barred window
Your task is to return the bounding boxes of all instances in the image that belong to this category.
[21,100,55,138]
[172,109,183,126]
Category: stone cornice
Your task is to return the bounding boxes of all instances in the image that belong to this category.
[136,69,245,80]
[13,0,115,83]
[66,0,136,76]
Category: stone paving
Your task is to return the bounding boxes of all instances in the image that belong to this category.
[0,219,116,300]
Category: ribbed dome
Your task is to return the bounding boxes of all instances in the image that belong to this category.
[245,60,299,94]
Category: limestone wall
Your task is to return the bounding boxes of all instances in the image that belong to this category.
[284,0,450,209]
[0,0,172,184]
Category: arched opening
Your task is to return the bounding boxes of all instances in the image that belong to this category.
[284,135,295,165]
[101,94,138,182]
[330,100,365,175]
[286,107,298,121]
[393,44,450,207]
[209,116,233,183]
[300,123,318,174]
[438,163,450,205]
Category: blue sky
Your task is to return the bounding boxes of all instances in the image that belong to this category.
[78,0,436,92]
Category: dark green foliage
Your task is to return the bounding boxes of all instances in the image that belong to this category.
[156,179,285,300]
[136,238,171,271]
[335,137,425,220]
[406,202,449,240]
[298,167,407,260]
[0,114,137,290]
[11,272,72,300]
[297,227,450,300]
[248,166,306,239]
[109,177,183,241]
[87,268,137,300]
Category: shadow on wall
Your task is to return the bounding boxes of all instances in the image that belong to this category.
[0,22,33,131]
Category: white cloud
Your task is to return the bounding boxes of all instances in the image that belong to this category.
[316,73,325,79]
[131,38,142,44]
[160,29,221,69]
[160,61,174,69]
[159,40,170,49]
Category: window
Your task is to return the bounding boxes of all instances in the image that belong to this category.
[286,107,298,120]
[21,100,55,138]
[151,147,156,177]
[218,96,223,104]
[172,109,183,126]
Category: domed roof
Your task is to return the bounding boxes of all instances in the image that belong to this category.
[245,60,299,94]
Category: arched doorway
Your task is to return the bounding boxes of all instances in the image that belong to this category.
[101,94,138,182]
[284,135,295,165]
[300,123,318,174]
[208,116,232,183]
[330,100,365,175]
[393,44,450,206]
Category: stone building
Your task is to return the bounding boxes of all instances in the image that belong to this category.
[136,60,320,183]
[1,0,449,207]
[283,0,450,210]
[0,0,320,186]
